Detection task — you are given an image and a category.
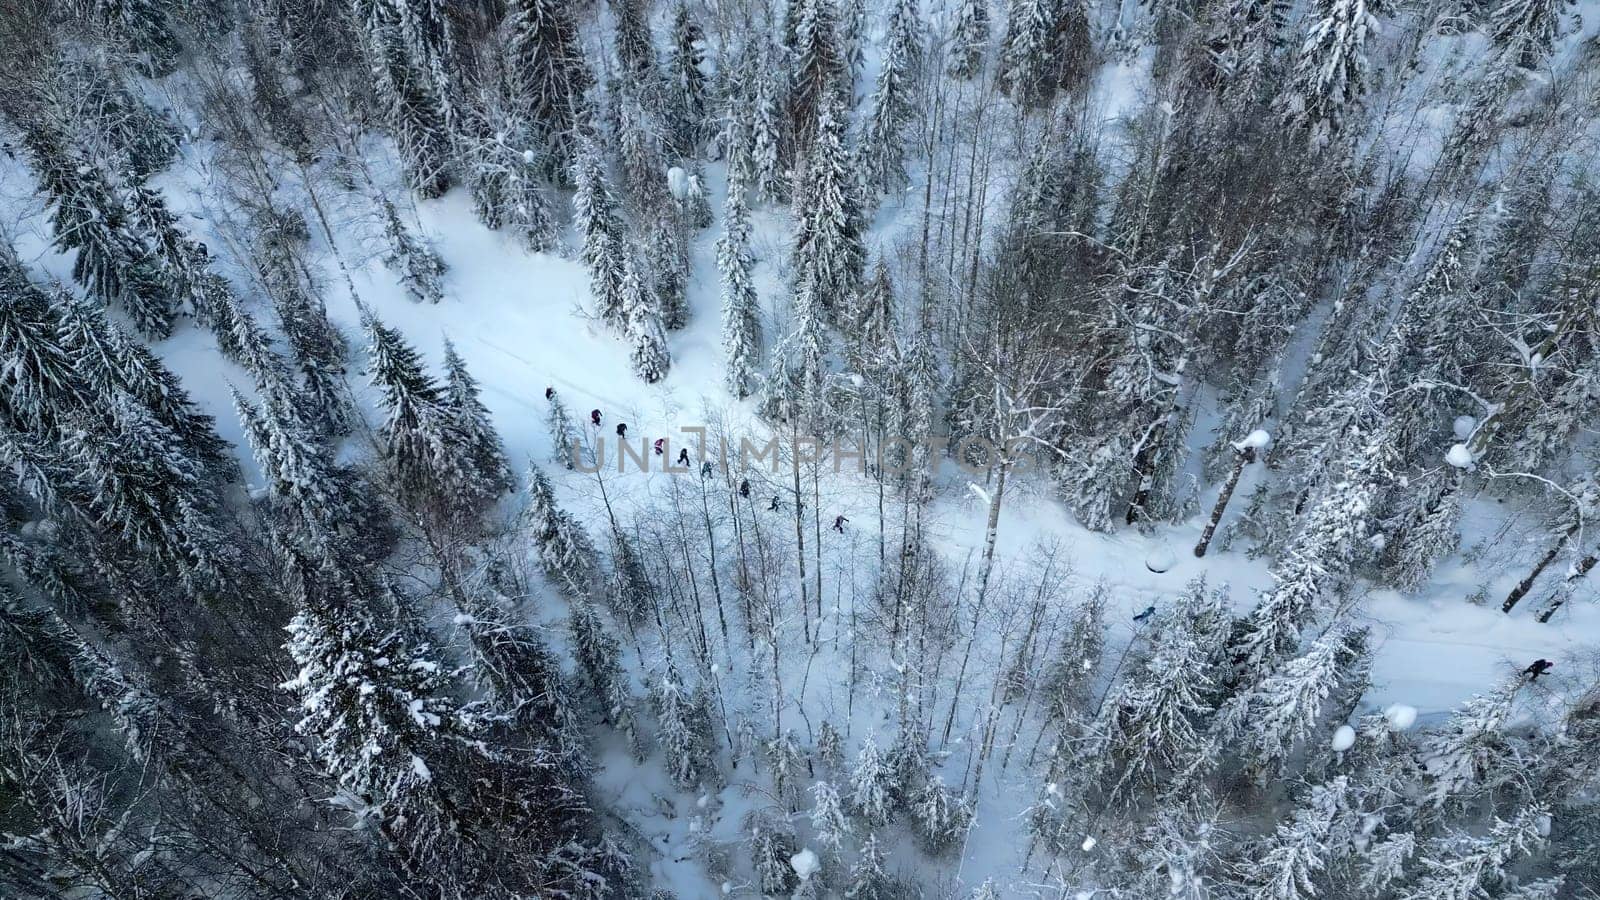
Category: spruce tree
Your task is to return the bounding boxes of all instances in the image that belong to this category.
[622,256,673,383]
[860,0,923,192]
[441,338,515,501]
[378,198,447,304]
[572,141,629,329]
[526,465,601,594]
[354,0,457,197]
[503,0,591,177]
[1284,0,1377,147]
[664,3,709,160]
[949,0,991,78]
[791,87,865,318]
[718,178,764,398]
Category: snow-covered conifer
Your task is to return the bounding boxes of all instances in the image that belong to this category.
[572,142,628,329]
[810,779,851,854]
[719,178,764,397]
[377,198,446,304]
[1284,0,1377,147]
[949,0,991,78]
[849,736,897,826]
[526,465,600,594]
[623,257,673,383]
[503,0,591,176]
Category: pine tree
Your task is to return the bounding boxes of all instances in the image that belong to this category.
[767,729,807,811]
[750,51,789,203]
[1488,0,1569,71]
[1221,623,1370,777]
[748,811,800,895]
[1240,777,1350,900]
[233,389,359,555]
[526,466,601,594]
[461,111,559,253]
[719,178,764,397]
[1400,805,1549,900]
[613,0,659,82]
[362,310,479,521]
[61,393,232,596]
[0,255,89,436]
[1423,678,1524,811]
[281,553,592,894]
[545,388,582,469]
[788,0,846,153]
[907,776,972,853]
[572,141,629,329]
[653,664,716,790]
[844,832,893,898]
[1091,603,1218,803]
[949,0,991,78]
[455,580,585,772]
[92,0,183,76]
[57,299,231,472]
[568,595,626,710]
[623,257,673,383]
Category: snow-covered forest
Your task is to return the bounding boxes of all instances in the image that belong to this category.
[0,0,1598,896]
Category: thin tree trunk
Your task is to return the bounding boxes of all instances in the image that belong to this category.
[1503,522,1578,613]
[1195,446,1256,557]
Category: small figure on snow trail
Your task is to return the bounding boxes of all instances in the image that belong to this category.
[769,494,781,511]
[832,515,847,533]
[591,408,602,426]
[700,461,713,478]
[616,423,628,438]
[545,386,555,400]
[1524,659,1554,682]
[676,447,690,466]
[654,438,665,456]
[1132,605,1156,623]
[739,478,750,498]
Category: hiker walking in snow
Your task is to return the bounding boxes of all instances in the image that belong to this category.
[769,495,781,511]
[1524,659,1554,682]
[545,386,554,400]
[653,438,665,456]
[616,423,627,438]
[739,479,750,498]
[676,448,690,466]
[590,409,602,426]
[832,515,847,533]
[1133,605,1157,623]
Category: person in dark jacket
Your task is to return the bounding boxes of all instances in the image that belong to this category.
[676,448,690,466]
[616,423,628,438]
[739,479,750,498]
[591,409,602,426]
[1524,659,1554,682]
[545,387,555,400]
[653,438,665,455]
[832,515,847,532]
